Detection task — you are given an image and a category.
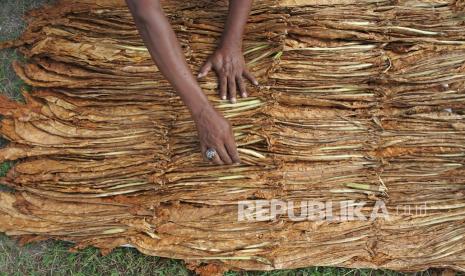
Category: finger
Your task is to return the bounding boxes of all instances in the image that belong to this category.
[225,140,241,164]
[228,76,237,103]
[236,75,247,98]
[200,143,208,162]
[217,146,233,165]
[198,61,212,79]
[219,74,227,100]
[211,151,224,165]
[243,70,259,86]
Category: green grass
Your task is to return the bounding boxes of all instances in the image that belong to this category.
[0,234,190,276]
[0,0,55,101]
[0,0,56,42]
[0,49,25,102]
[0,161,12,177]
[0,160,14,191]
[0,1,461,275]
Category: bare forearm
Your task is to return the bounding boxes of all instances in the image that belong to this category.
[197,0,256,103]
[126,0,240,165]
[126,0,209,116]
[219,0,253,50]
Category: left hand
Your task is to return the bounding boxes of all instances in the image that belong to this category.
[198,45,258,103]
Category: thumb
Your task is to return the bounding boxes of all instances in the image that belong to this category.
[197,61,212,78]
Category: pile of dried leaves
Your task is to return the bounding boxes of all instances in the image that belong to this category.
[0,0,464,272]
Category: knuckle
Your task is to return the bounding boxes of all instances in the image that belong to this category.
[225,61,234,71]
[220,126,230,135]
[213,55,222,63]
[212,138,222,146]
[220,127,232,137]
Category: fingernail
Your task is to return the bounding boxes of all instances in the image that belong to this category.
[231,97,236,104]
[221,95,227,100]
[243,93,248,98]
[197,73,204,78]
[253,80,259,86]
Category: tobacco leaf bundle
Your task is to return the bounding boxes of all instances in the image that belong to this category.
[0,0,464,273]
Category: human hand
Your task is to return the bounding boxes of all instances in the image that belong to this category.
[193,104,240,165]
[198,45,258,103]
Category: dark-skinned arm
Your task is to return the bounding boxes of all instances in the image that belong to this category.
[126,0,240,165]
[198,0,258,103]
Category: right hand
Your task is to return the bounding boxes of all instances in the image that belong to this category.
[193,105,241,165]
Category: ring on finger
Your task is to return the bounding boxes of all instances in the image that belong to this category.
[205,148,217,161]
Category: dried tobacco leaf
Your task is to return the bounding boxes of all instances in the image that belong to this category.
[0,0,464,273]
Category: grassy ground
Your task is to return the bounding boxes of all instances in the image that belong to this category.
[0,1,461,275]
[0,233,417,276]
[0,0,53,102]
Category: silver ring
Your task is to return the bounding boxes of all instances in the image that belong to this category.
[205,148,217,160]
